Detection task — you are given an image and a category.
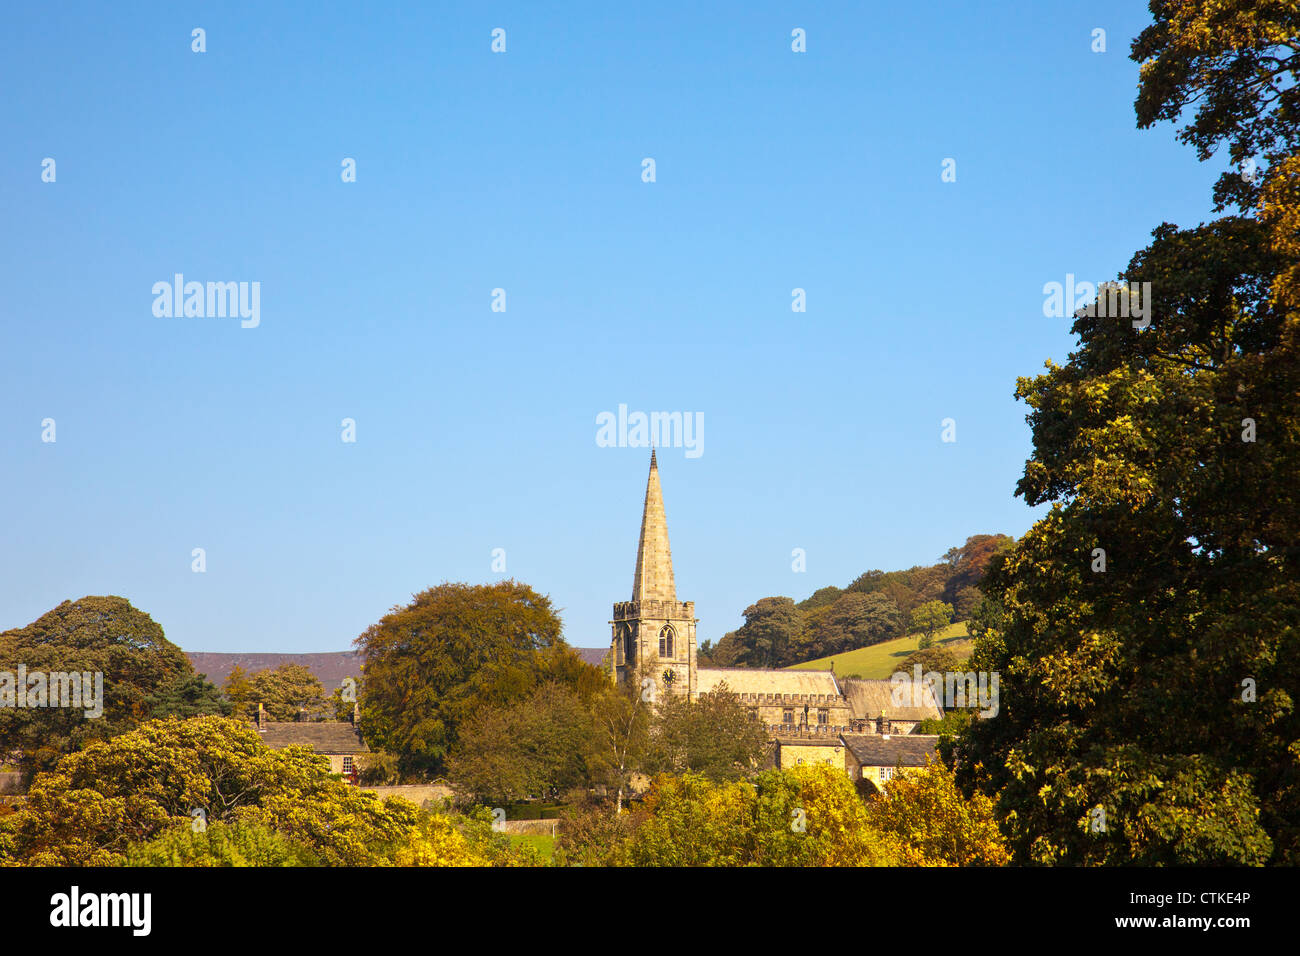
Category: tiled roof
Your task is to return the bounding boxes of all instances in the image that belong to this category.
[840,734,938,768]
[258,722,369,754]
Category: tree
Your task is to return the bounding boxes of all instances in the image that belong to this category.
[123,819,320,867]
[956,217,1292,865]
[1133,0,1300,212]
[864,760,1009,866]
[448,682,596,804]
[953,7,1300,863]
[247,664,328,721]
[644,685,768,784]
[355,580,598,776]
[0,596,197,782]
[803,592,903,659]
[146,673,230,719]
[0,716,425,866]
[900,646,960,675]
[910,601,953,649]
[620,766,900,867]
[732,597,804,667]
[222,665,254,720]
[590,664,653,814]
[952,586,983,621]
[940,534,1014,606]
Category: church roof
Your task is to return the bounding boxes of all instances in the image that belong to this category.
[632,450,677,603]
[841,734,939,768]
[696,667,841,697]
[840,678,942,722]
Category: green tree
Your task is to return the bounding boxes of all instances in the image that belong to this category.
[590,664,653,814]
[448,682,596,804]
[732,597,804,667]
[1133,0,1300,212]
[900,646,960,675]
[355,580,598,776]
[805,592,903,658]
[910,600,953,649]
[146,673,230,719]
[0,596,197,782]
[953,6,1300,864]
[643,685,768,784]
[248,664,328,721]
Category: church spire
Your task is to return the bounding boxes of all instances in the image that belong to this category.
[632,449,676,603]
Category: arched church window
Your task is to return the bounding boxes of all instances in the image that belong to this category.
[659,625,675,659]
[623,625,635,665]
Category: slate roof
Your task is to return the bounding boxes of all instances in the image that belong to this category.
[258,722,369,754]
[696,667,841,697]
[841,734,938,768]
[840,678,942,722]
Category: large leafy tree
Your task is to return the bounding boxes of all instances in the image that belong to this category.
[247,664,328,721]
[448,682,596,804]
[727,597,804,668]
[355,580,599,776]
[0,716,423,866]
[910,600,954,648]
[146,673,230,720]
[1133,0,1300,212]
[643,685,769,783]
[616,766,900,867]
[955,4,1300,864]
[0,596,198,781]
[864,761,1009,866]
[806,592,903,657]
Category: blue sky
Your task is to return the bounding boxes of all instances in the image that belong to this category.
[1,2,1225,653]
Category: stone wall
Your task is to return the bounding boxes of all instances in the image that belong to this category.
[362,783,455,807]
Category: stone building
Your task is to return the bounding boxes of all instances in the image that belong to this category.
[607,452,942,764]
[842,734,940,791]
[255,703,369,779]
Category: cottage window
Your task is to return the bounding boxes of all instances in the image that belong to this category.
[342,756,354,774]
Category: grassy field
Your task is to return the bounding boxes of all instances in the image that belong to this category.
[786,622,972,679]
[509,833,555,861]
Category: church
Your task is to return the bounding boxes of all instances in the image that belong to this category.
[607,451,941,783]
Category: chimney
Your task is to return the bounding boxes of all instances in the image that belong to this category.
[256,702,265,731]
[351,701,360,727]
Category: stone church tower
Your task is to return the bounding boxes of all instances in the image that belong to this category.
[610,450,698,697]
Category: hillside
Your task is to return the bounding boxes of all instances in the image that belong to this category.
[786,621,972,680]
